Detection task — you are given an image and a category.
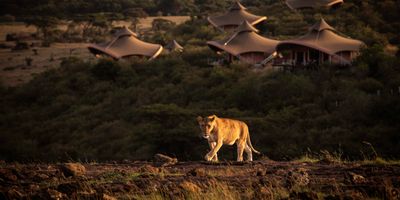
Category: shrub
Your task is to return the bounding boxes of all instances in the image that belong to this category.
[0,14,15,22]
[90,59,121,81]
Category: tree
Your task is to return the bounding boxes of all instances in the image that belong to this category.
[24,16,59,42]
[152,18,176,31]
[156,0,196,15]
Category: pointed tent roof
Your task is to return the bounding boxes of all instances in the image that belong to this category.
[115,26,137,37]
[230,1,247,10]
[310,18,335,32]
[165,40,184,52]
[207,21,279,62]
[285,0,344,10]
[88,27,163,60]
[236,20,259,33]
[277,18,364,55]
[207,1,267,30]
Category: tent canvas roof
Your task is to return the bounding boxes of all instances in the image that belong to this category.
[285,0,344,10]
[115,27,138,37]
[277,18,364,55]
[165,40,184,51]
[310,18,335,32]
[229,1,247,10]
[207,21,279,57]
[208,1,267,29]
[88,27,162,60]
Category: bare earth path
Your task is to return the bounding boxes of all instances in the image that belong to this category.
[1,161,399,199]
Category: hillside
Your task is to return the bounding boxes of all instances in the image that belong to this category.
[1,46,399,162]
[0,0,399,162]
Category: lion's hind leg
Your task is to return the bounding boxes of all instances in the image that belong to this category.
[236,141,245,162]
[245,144,253,161]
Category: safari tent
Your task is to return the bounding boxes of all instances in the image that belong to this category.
[207,1,267,32]
[285,0,344,10]
[88,27,163,60]
[275,18,364,66]
[207,20,279,65]
[165,40,184,53]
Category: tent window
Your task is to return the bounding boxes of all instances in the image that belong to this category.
[309,49,319,63]
[295,52,304,65]
[323,53,330,62]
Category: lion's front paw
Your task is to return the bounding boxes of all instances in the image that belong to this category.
[204,154,212,161]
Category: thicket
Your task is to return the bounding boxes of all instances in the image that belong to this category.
[0,0,399,162]
[0,44,399,162]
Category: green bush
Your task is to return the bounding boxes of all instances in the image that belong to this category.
[91,59,121,81]
[1,45,400,161]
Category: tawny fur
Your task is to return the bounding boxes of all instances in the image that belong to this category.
[197,115,260,162]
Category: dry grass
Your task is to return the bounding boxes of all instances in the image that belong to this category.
[293,155,320,163]
[0,43,93,87]
[360,157,400,165]
[0,16,190,87]
[0,16,190,40]
[113,16,190,31]
[0,23,37,40]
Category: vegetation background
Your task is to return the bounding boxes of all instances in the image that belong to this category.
[0,0,399,162]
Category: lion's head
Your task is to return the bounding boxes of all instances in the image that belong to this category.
[196,115,217,139]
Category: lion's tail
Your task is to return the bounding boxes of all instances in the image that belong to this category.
[247,131,260,154]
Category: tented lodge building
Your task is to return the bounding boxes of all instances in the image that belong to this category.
[165,40,184,53]
[88,27,163,60]
[208,1,267,32]
[285,0,344,10]
[207,21,279,65]
[274,18,364,67]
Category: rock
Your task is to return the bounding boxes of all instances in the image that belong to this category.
[0,168,17,182]
[285,168,310,188]
[34,173,49,181]
[47,189,63,200]
[59,163,86,177]
[347,172,366,184]
[187,168,207,177]
[7,188,24,199]
[154,154,178,166]
[102,193,117,200]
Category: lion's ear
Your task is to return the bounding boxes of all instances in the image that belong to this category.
[196,116,203,123]
[209,115,216,121]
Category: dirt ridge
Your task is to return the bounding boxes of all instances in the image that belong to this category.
[1,161,399,199]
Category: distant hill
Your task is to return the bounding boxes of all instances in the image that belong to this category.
[1,0,399,47]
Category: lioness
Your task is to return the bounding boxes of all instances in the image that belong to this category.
[197,115,260,162]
